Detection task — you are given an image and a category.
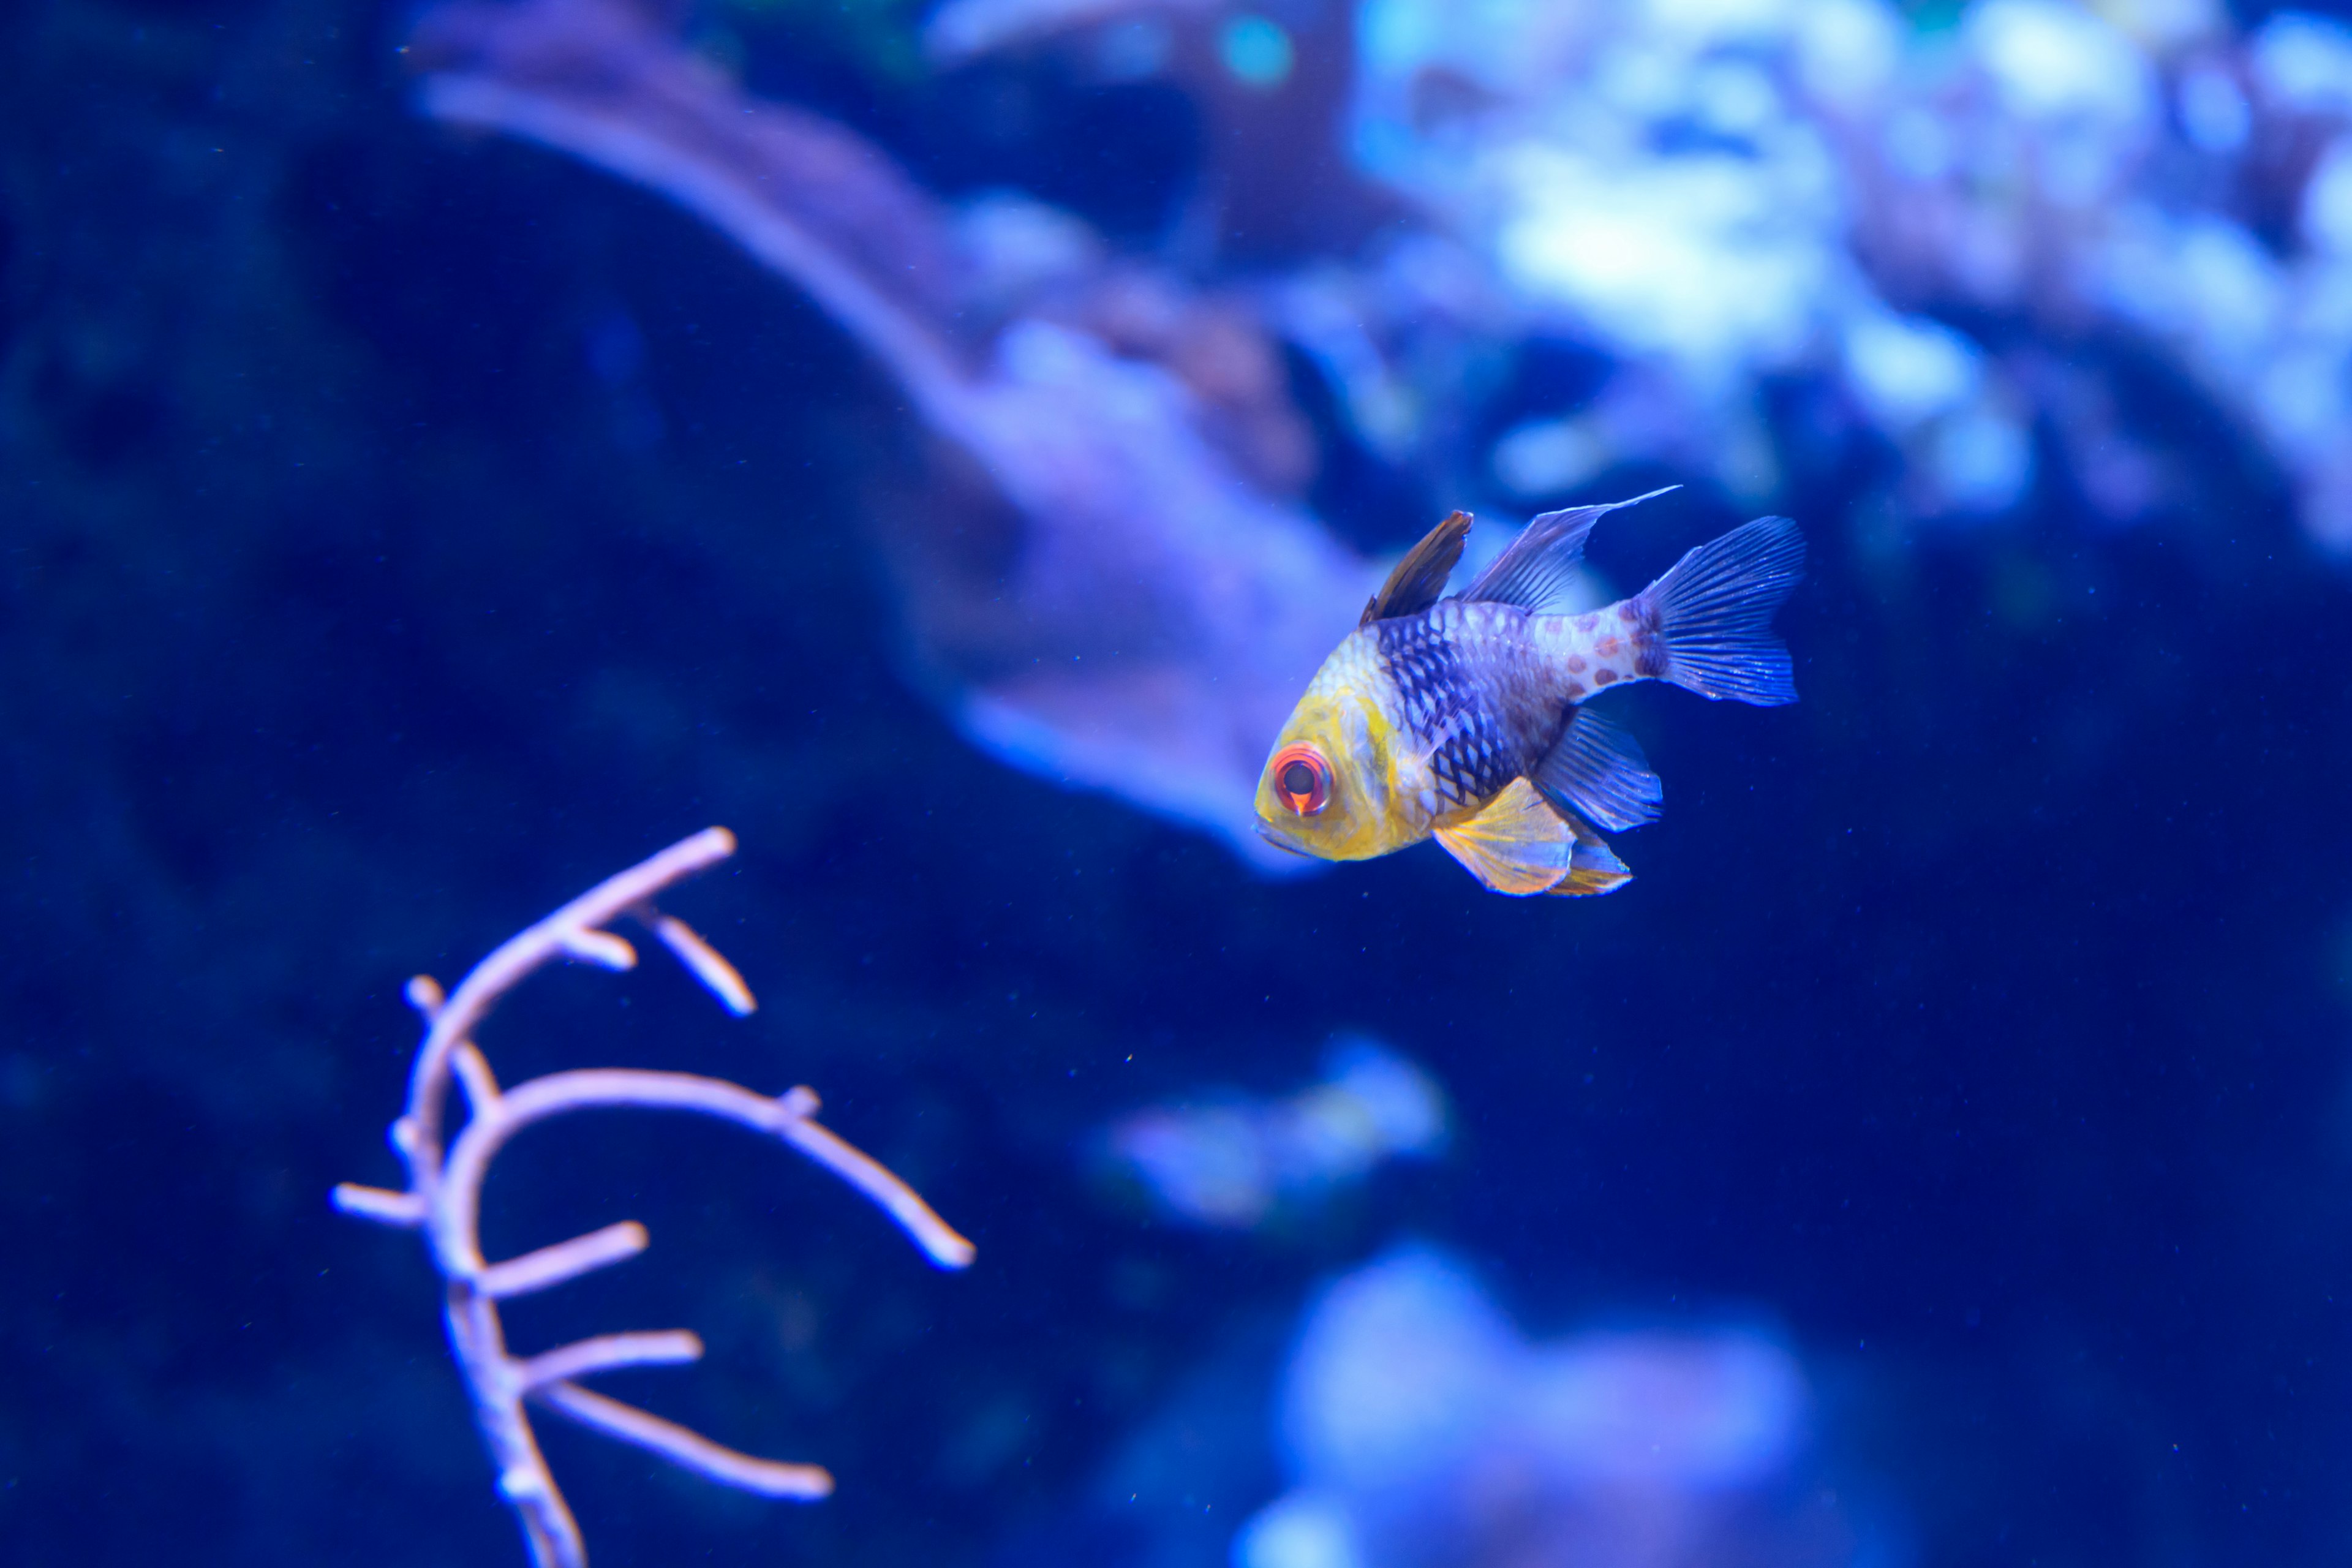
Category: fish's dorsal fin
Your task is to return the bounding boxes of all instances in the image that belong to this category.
[1362,510,1472,626]
[1461,486,1679,612]
[1532,707,1663,832]
[1431,778,1577,895]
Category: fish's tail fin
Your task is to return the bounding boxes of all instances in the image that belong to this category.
[1635,515,1804,706]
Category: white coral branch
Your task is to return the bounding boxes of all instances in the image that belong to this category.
[334,828,973,1568]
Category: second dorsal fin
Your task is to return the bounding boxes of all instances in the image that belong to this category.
[1461,486,1678,612]
[1362,511,1471,626]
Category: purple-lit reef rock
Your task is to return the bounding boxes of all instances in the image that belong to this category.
[407,0,1380,866]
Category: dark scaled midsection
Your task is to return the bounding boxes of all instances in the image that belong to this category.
[1376,603,1558,813]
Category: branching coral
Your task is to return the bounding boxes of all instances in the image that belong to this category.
[333,826,973,1567]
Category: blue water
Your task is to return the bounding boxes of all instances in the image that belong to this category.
[7,1,2352,1565]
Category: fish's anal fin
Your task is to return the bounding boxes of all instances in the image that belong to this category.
[1461,486,1678,614]
[1362,511,1471,626]
[1551,814,1634,897]
[1533,707,1663,833]
[1431,778,1578,895]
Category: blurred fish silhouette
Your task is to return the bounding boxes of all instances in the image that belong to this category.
[1255,490,1802,895]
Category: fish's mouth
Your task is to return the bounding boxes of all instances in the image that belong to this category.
[1253,818,1318,858]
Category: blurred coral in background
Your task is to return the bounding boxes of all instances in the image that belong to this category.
[922,0,2352,556]
[1238,1250,1879,1568]
[409,0,1380,865]
[1099,1036,1449,1227]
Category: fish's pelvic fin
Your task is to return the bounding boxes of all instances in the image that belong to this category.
[1431,778,1580,895]
[1363,511,1472,626]
[1463,486,1678,614]
[1636,514,1804,705]
[1534,707,1664,832]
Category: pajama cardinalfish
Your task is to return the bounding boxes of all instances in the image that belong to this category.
[1253,489,1802,895]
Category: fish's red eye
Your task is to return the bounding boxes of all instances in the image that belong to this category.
[1272,744,1332,816]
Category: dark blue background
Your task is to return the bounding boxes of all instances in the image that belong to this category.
[5,1,2351,1564]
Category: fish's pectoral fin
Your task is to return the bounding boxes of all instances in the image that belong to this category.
[1461,487,1678,614]
[1432,778,1578,895]
[1362,510,1472,625]
[1532,706,1663,832]
[1550,811,1634,897]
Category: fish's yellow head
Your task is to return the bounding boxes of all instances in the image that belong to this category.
[1253,674,1412,862]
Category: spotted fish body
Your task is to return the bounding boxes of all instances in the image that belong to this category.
[1364,600,1654,826]
[1254,491,1803,896]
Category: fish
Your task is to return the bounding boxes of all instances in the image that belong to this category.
[1252,489,1803,895]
